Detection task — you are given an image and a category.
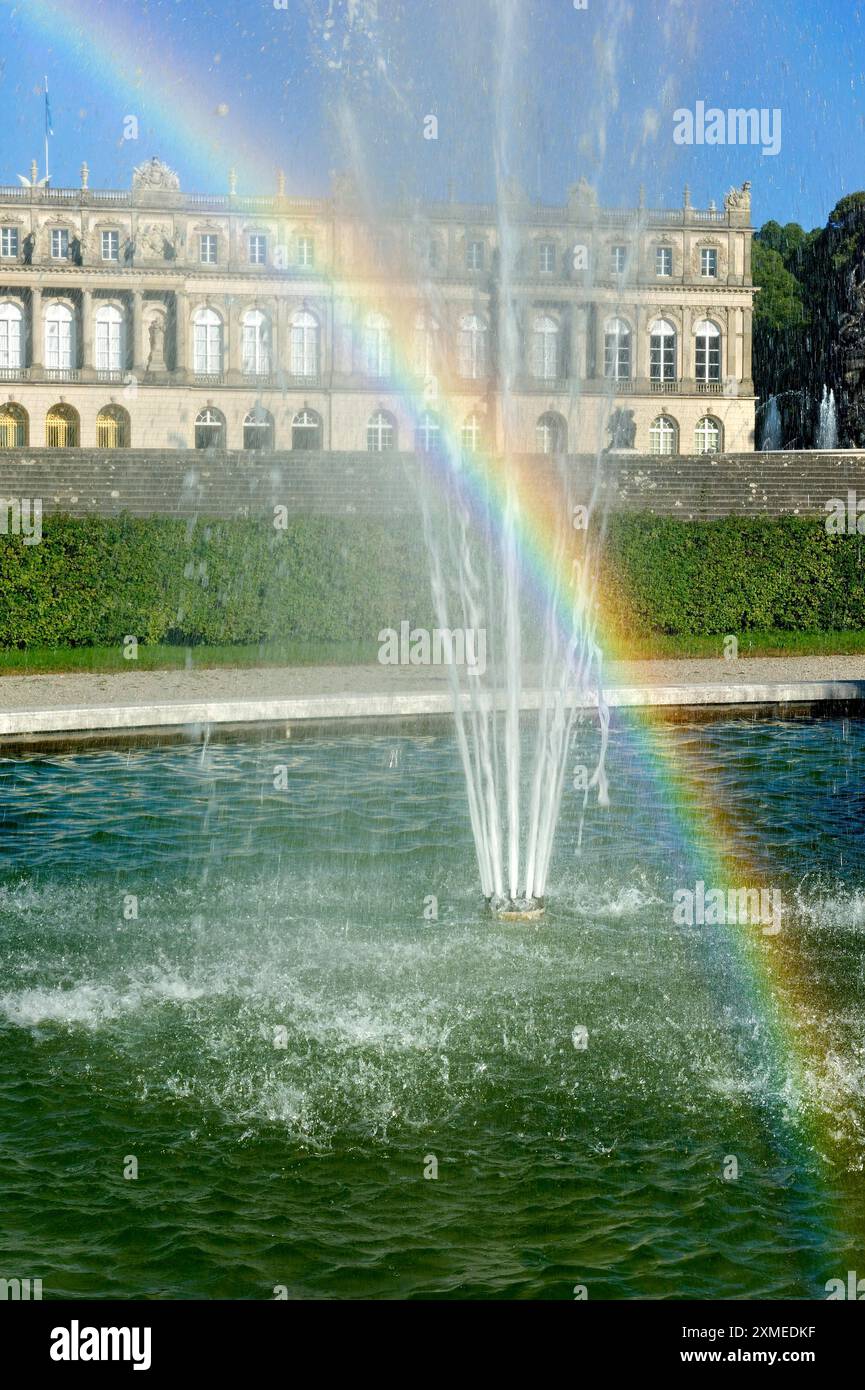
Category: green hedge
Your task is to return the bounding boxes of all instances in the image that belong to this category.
[2,512,865,649]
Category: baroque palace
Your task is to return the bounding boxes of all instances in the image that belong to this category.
[0,157,756,455]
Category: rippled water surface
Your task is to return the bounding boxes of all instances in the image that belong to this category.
[1,716,865,1299]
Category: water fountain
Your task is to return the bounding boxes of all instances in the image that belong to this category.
[817,385,838,448]
[760,395,782,450]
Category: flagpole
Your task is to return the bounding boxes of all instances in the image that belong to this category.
[44,76,49,184]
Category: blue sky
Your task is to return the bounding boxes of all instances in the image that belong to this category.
[0,0,863,231]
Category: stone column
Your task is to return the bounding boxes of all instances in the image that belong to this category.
[174,289,188,375]
[681,305,693,382]
[594,306,607,380]
[632,304,646,382]
[277,297,291,377]
[743,307,753,383]
[727,306,739,380]
[131,289,144,374]
[570,304,587,379]
[81,289,93,372]
[29,286,43,370]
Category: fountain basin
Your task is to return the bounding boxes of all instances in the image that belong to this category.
[486,895,545,921]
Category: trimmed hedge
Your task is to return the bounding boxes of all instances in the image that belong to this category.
[2,512,865,649]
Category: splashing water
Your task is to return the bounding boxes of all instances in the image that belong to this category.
[817,386,838,449]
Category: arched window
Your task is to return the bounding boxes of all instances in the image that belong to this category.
[45,402,79,447]
[649,414,678,456]
[291,408,321,450]
[45,302,75,370]
[531,315,559,380]
[193,307,222,375]
[194,406,225,450]
[412,313,439,379]
[457,314,487,379]
[96,404,130,448]
[694,319,721,383]
[289,310,318,378]
[461,412,483,453]
[95,305,125,373]
[242,309,271,376]
[363,313,392,378]
[415,411,441,452]
[0,402,27,447]
[0,302,23,369]
[367,410,396,452]
[604,317,630,380]
[536,412,566,454]
[695,416,722,454]
[243,406,273,451]
[649,319,677,383]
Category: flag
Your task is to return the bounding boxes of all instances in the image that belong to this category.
[44,77,53,138]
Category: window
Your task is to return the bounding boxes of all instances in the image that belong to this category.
[0,227,19,258]
[363,312,392,377]
[367,410,396,452]
[466,239,485,271]
[241,309,271,376]
[415,411,441,452]
[611,245,627,274]
[649,415,677,455]
[194,407,224,450]
[51,228,70,260]
[248,234,267,265]
[694,319,721,382]
[45,403,79,447]
[0,302,23,368]
[297,235,314,268]
[243,407,273,451]
[0,402,27,447]
[649,319,677,382]
[457,314,487,379]
[538,242,556,274]
[101,230,119,262]
[655,246,672,276]
[290,310,318,378]
[291,409,321,451]
[95,305,124,372]
[603,317,631,380]
[199,233,218,265]
[461,413,482,453]
[701,247,718,277]
[193,308,222,375]
[695,416,722,454]
[425,239,441,271]
[45,302,74,369]
[412,313,439,380]
[531,314,559,380]
[96,404,130,448]
[536,412,566,454]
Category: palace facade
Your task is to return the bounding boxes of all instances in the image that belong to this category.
[0,158,756,456]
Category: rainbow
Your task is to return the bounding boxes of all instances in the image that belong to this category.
[7,0,861,1284]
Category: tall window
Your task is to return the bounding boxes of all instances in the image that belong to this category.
[96,404,130,448]
[291,409,321,450]
[603,318,630,380]
[700,247,718,277]
[0,302,23,368]
[531,314,559,380]
[457,314,487,379]
[297,236,314,268]
[0,403,27,447]
[649,415,677,455]
[193,308,223,375]
[51,228,69,260]
[242,309,271,376]
[243,407,273,451]
[611,245,627,273]
[695,416,722,454]
[694,319,721,382]
[1,227,19,258]
[538,242,556,273]
[461,413,482,453]
[194,407,224,450]
[248,234,267,265]
[290,310,319,378]
[199,233,218,265]
[536,412,565,454]
[415,411,441,452]
[45,303,74,369]
[466,239,485,271]
[655,246,672,276]
[95,305,124,372]
[412,313,439,379]
[649,319,677,382]
[367,410,395,452]
[363,313,391,377]
[101,231,119,261]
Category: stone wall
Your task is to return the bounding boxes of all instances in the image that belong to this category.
[2,447,865,522]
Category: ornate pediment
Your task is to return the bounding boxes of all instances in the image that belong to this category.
[132,158,180,192]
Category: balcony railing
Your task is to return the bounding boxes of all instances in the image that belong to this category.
[44,367,80,382]
[193,372,224,386]
[696,380,723,393]
[0,365,29,381]
[650,378,681,392]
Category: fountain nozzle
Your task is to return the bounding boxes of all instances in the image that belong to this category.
[487,895,545,921]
